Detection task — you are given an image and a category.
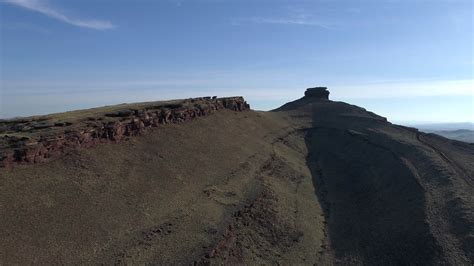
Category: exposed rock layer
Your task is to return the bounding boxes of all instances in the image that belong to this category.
[0,96,249,167]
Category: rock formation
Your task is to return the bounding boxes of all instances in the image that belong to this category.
[0,96,249,167]
[304,87,330,100]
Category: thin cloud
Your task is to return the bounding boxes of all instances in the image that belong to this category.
[4,0,115,30]
[232,16,332,29]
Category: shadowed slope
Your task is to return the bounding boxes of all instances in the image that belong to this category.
[275,94,474,264]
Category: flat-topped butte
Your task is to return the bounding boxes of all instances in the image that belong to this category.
[0,96,249,167]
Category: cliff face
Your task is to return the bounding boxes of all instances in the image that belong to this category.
[0,96,249,167]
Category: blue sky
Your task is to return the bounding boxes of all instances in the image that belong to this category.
[1,0,473,123]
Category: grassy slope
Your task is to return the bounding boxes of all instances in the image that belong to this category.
[0,110,326,264]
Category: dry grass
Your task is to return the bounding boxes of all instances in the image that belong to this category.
[0,110,326,264]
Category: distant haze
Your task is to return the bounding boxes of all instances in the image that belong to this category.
[406,122,474,131]
[405,122,474,143]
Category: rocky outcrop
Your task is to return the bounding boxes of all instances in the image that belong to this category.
[0,96,249,167]
[304,87,329,100]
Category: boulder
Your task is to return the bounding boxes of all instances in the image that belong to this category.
[304,87,330,100]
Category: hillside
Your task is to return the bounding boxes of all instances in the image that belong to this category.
[277,88,474,264]
[1,88,473,264]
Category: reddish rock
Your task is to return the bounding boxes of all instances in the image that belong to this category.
[0,96,250,167]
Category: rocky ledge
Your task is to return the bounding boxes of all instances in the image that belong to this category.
[0,96,249,167]
[304,87,330,100]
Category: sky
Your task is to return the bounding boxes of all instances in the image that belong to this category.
[0,0,473,123]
